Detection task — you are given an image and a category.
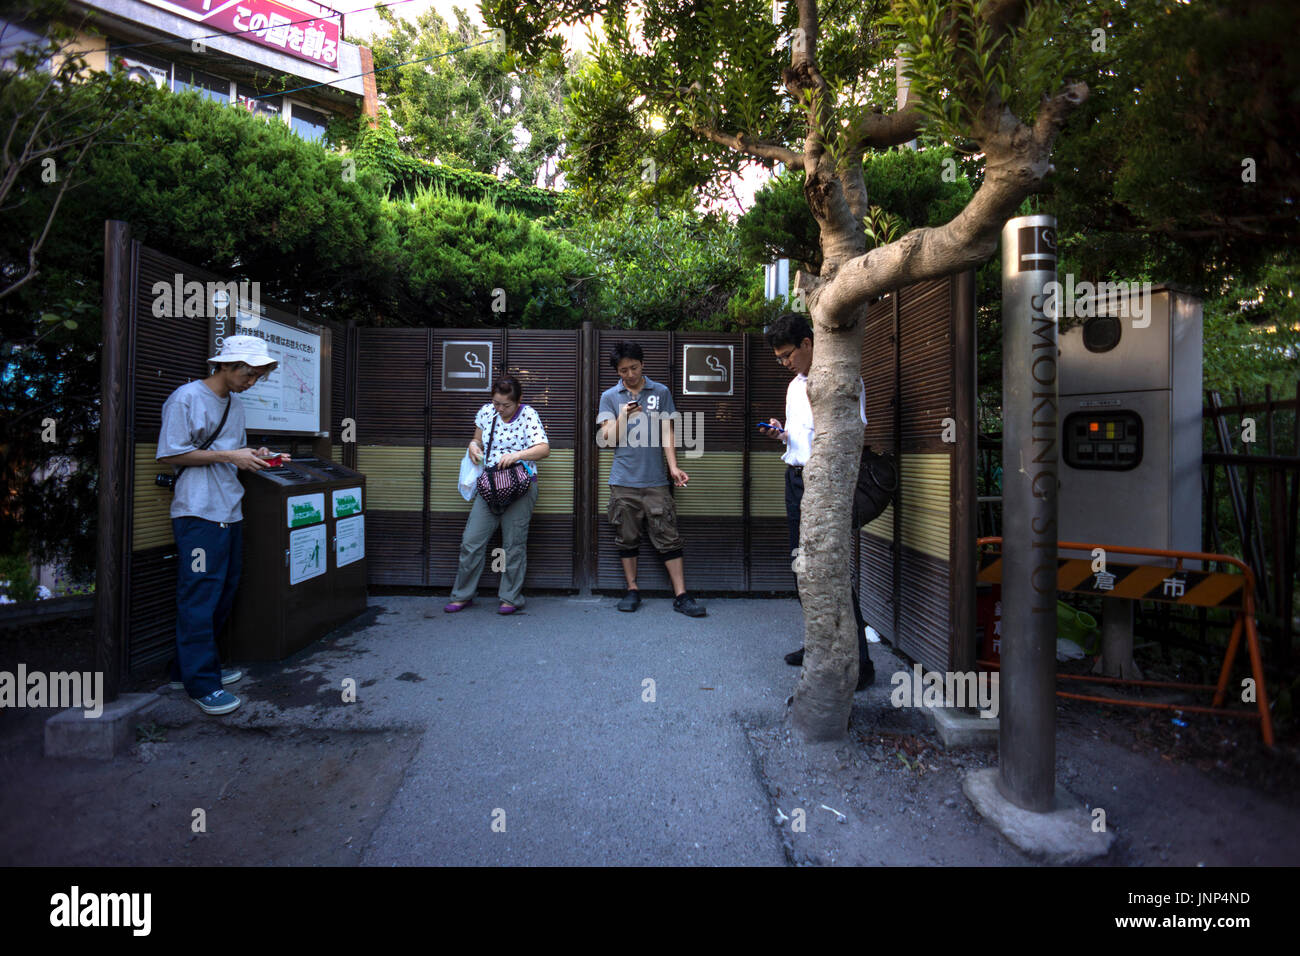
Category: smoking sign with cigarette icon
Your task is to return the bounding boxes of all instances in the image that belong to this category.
[442,341,494,391]
[682,345,734,396]
[448,351,486,378]
[689,354,727,382]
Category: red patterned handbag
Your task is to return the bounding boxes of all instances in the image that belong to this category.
[475,412,534,514]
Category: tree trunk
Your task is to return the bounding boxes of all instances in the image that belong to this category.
[789,303,868,741]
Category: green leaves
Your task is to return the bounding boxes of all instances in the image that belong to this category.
[862,205,907,248]
[560,208,751,330]
[392,186,591,327]
[886,0,1080,143]
[365,5,567,188]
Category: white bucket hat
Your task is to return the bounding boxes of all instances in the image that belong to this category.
[208,334,277,367]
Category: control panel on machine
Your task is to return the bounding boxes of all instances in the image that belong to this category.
[1063,410,1143,470]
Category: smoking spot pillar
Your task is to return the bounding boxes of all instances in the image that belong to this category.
[998,214,1059,812]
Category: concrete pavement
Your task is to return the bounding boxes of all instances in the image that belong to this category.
[233,594,824,865]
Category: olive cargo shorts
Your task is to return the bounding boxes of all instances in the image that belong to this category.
[607,484,684,560]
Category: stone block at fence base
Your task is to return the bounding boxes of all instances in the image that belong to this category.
[44,693,162,760]
[925,705,999,749]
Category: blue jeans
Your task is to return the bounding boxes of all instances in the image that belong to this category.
[171,517,242,697]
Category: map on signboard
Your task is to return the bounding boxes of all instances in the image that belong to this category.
[279,351,316,414]
[232,313,322,433]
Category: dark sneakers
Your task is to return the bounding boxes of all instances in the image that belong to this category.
[673,592,707,617]
[617,589,705,616]
[784,645,875,691]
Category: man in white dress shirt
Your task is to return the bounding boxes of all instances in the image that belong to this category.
[760,312,874,690]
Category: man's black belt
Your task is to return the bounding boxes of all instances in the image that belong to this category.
[787,464,805,474]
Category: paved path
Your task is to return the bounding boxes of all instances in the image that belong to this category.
[289,594,810,866]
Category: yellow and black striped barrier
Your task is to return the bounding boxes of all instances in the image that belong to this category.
[977,553,1247,610]
[976,538,1273,747]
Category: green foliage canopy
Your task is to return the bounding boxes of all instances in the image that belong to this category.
[366,5,568,187]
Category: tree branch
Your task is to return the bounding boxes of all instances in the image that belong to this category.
[844,96,922,155]
[686,123,802,166]
[818,82,1088,322]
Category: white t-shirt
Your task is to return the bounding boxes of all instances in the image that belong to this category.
[156,380,248,523]
[475,404,548,468]
[782,374,867,467]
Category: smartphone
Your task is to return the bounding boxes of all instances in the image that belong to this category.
[756,421,776,431]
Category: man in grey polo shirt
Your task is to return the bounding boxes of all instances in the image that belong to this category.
[156,335,278,715]
[596,341,706,617]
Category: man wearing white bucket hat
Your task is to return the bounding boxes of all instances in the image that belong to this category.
[156,335,280,715]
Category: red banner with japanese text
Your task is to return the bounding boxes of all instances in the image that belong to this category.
[137,0,341,71]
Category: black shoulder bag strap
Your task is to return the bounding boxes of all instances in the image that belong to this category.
[482,410,498,471]
[175,397,232,483]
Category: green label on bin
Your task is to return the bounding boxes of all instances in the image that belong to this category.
[287,493,325,528]
[333,487,362,518]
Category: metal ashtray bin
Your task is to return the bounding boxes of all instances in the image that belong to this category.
[224,457,367,661]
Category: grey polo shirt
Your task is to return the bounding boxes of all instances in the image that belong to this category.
[596,375,676,488]
[156,380,247,524]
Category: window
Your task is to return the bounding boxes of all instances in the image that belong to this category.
[289,103,329,143]
[175,66,231,104]
[109,46,171,89]
[0,19,48,72]
[235,83,281,118]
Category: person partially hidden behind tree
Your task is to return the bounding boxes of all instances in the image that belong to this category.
[596,341,706,617]
[156,335,279,715]
[760,313,874,690]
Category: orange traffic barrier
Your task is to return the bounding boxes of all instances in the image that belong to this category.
[976,538,1274,746]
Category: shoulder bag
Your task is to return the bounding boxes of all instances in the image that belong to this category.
[851,444,898,527]
[475,408,535,515]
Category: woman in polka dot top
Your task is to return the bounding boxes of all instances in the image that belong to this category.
[444,374,549,615]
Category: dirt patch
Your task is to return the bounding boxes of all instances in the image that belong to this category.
[0,607,424,866]
[745,703,1027,866]
[746,685,1300,866]
[0,717,420,866]
[1053,654,1300,802]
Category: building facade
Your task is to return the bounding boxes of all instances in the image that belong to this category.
[8,0,378,141]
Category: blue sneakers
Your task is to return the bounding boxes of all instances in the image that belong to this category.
[169,668,242,691]
[191,690,241,715]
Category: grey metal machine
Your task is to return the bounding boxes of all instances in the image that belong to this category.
[1057,283,1203,677]
[1058,284,1203,555]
